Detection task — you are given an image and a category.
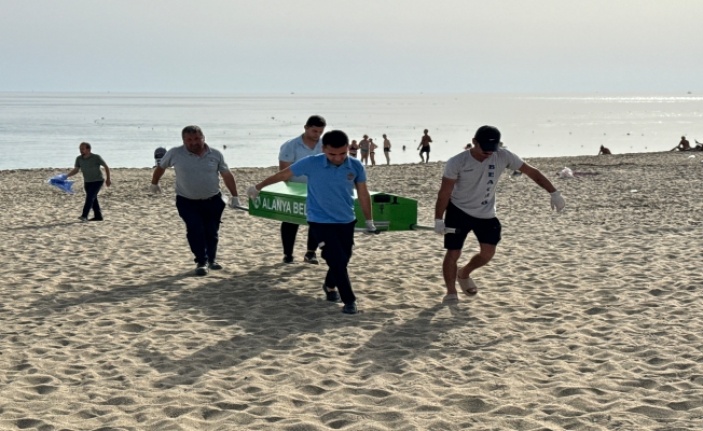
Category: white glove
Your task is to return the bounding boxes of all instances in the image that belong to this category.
[229,195,242,208]
[550,190,565,212]
[149,183,161,193]
[365,220,377,233]
[434,219,446,234]
[247,185,260,199]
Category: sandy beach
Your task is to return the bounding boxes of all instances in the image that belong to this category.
[1,151,702,430]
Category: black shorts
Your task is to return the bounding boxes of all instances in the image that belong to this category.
[443,201,501,249]
[420,147,430,154]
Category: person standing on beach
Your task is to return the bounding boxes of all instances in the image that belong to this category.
[349,139,359,158]
[359,135,370,166]
[66,142,111,222]
[247,130,376,315]
[277,115,326,264]
[383,134,391,165]
[150,125,241,276]
[418,129,432,163]
[369,138,378,166]
[434,125,565,302]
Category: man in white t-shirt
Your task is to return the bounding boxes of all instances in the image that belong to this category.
[434,125,566,302]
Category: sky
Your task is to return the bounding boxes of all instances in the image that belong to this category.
[2,0,702,94]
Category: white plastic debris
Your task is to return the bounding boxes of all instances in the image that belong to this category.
[557,167,574,178]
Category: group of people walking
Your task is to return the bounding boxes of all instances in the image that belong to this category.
[66,117,565,315]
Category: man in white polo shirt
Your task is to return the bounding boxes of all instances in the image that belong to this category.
[277,115,326,264]
[150,125,241,276]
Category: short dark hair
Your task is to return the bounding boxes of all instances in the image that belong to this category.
[80,142,91,150]
[322,130,349,148]
[305,115,326,128]
[182,125,204,137]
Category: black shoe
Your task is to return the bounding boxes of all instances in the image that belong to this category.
[303,252,319,265]
[342,302,358,314]
[89,217,103,221]
[195,264,209,276]
[322,285,340,302]
[208,261,223,270]
[283,255,294,264]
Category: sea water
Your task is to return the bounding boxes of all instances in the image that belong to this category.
[1,92,701,170]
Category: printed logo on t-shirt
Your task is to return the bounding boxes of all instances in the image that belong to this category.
[482,164,497,206]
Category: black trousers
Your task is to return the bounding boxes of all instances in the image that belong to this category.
[280,222,318,257]
[81,180,104,219]
[176,193,226,265]
[308,221,356,305]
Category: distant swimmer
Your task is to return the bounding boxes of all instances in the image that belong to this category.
[598,145,612,155]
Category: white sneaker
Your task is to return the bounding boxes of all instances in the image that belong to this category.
[457,275,478,295]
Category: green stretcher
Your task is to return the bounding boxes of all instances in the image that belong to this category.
[243,182,421,232]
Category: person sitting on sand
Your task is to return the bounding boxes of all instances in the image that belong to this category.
[598,145,612,155]
[676,136,691,151]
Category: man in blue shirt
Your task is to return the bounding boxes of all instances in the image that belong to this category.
[248,130,376,314]
[278,115,326,264]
